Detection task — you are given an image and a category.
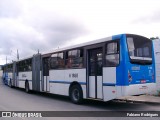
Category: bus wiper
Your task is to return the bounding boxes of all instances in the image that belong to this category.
[130,59,152,65]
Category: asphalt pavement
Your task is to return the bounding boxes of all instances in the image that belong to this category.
[1,76,160,104]
[1,77,160,119]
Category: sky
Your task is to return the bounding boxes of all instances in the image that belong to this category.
[0,0,160,65]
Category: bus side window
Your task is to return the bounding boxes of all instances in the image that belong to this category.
[43,58,49,76]
[105,41,119,67]
[57,52,65,68]
[66,49,83,68]
[50,52,65,69]
[50,53,58,69]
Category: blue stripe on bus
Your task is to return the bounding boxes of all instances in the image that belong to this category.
[79,82,86,85]
[49,80,86,85]
[49,80,70,84]
[18,79,32,81]
[103,83,116,86]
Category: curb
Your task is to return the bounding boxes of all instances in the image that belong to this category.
[115,96,160,104]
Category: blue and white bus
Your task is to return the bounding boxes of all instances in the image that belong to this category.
[5,34,156,104]
[2,63,13,85]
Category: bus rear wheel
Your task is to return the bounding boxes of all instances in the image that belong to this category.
[69,85,83,104]
[25,82,30,93]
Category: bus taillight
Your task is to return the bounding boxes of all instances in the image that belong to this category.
[128,71,132,83]
[141,80,146,83]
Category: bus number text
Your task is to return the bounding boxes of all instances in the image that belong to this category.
[69,73,78,78]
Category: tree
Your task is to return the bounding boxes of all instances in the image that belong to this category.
[150,37,159,40]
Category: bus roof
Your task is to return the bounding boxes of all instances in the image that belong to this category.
[6,33,149,61]
[42,34,125,56]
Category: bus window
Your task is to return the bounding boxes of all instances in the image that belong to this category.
[127,36,152,64]
[7,64,13,72]
[18,59,32,72]
[105,41,119,67]
[43,57,49,76]
[58,52,65,68]
[50,53,58,69]
[66,49,83,68]
[50,52,65,69]
[143,47,149,57]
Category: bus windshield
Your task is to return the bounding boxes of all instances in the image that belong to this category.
[127,35,152,65]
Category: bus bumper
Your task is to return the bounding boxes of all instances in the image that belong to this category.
[121,83,156,96]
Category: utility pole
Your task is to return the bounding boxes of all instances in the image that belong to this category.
[6,56,7,64]
[17,49,19,60]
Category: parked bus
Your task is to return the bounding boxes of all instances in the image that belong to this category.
[5,34,156,104]
[152,39,160,95]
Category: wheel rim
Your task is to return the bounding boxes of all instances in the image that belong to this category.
[72,89,79,101]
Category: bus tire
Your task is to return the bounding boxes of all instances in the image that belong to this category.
[25,81,30,93]
[69,85,83,104]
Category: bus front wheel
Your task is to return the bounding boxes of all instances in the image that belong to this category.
[69,85,83,104]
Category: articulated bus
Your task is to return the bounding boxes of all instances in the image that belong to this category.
[3,34,156,104]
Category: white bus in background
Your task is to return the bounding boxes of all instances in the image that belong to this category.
[3,34,156,104]
[153,39,160,95]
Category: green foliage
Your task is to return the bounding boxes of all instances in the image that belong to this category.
[150,37,159,40]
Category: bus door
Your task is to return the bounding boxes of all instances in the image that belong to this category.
[32,54,41,91]
[42,57,49,92]
[88,48,103,99]
[12,62,17,87]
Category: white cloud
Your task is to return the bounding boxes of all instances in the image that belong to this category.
[0,0,160,64]
[0,0,89,64]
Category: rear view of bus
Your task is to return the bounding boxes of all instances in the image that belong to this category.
[122,34,156,96]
